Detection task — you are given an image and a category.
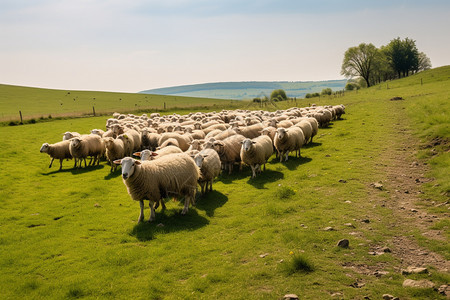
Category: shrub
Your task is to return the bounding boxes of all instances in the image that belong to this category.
[282,254,314,275]
[270,89,288,102]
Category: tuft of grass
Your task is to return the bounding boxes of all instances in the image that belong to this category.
[277,186,296,200]
[282,254,314,275]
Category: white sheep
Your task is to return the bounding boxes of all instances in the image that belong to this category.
[40,140,72,170]
[62,131,81,141]
[274,127,305,162]
[69,134,104,168]
[117,134,135,157]
[213,134,246,174]
[158,132,192,151]
[295,120,313,144]
[113,153,200,222]
[91,129,105,137]
[232,123,264,139]
[103,137,125,172]
[133,145,183,161]
[240,135,273,178]
[193,149,221,195]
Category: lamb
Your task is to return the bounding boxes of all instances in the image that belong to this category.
[240,135,273,178]
[69,134,104,168]
[40,140,72,170]
[213,134,246,174]
[232,123,264,139]
[103,137,125,172]
[62,131,81,141]
[193,149,221,195]
[274,127,305,162]
[113,153,200,222]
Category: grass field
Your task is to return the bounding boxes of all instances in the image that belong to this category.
[0,84,241,122]
[0,66,448,299]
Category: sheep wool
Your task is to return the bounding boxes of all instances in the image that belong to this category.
[40,140,72,170]
[194,149,221,195]
[103,137,125,172]
[240,135,273,178]
[118,153,200,222]
[274,127,305,162]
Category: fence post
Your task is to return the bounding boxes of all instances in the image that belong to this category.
[164,102,166,110]
[92,106,96,116]
[19,111,23,124]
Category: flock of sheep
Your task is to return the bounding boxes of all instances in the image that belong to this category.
[40,104,345,222]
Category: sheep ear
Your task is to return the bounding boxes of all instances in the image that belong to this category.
[151,152,158,156]
[113,159,122,165]
[135,160,141,165]
[203,154,209,158]
[252,141,257,144]
[133,152,141,157]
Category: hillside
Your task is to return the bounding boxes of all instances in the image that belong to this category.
[0,84,240,122]
[140,80,347,100]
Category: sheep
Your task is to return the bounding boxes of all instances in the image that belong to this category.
[274,127,305,162]
[91,129,105,137]
[62,131,81,141]
[124,129,142,151]
[213,134,246,174]
[202,123,228,135]
[193,149,221,195]
[134,145,183,161]
[103,137,125,172]
[213,129,237,141]
[305,117,319,143]
[69,134,104,168]
[240,135,273,178]
[232,123,264,139]
[333,104,346,119]
[295,120,313,144]
[117,134,135,157]
[190,130,205,140]
[158,132,192,151]
[40,140,72,170]
[159,137,180,149]
[113,153,200,222]
[204,129,222,140]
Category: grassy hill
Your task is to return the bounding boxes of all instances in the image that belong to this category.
[140,80,347,100]
[0,67,448,299]
[0,84,241,122]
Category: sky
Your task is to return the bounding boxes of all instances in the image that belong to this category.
[1,0,449,93]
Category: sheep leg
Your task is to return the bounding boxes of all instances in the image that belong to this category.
[83,158,87,168]
[148,200,155,222]
[49,158,54,168]
[209,180,213,192]
[138,200,145,222]
[181,196,190,215]
[59,159,63,170]
[200,182,205,195]
[250,165,256,178]
[285,152,289,162]
[160,199,166,210]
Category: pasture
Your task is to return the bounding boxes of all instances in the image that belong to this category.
[0,67,449,299]
[0,84,240,122]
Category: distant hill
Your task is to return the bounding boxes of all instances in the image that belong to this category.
[140,80,347,100]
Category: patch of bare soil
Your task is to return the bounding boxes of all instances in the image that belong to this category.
[374,124,449,273]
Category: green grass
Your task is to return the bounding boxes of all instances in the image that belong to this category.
[0,66,449,299]
[0,84,243,122]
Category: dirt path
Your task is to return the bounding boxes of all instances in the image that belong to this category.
[373,120,449,273]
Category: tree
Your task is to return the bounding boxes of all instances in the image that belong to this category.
[270,89,287,101]
[341,43,379,87]
[386,37,419,77]
[416,51,432,72]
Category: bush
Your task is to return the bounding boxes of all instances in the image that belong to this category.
[321,88,332,96]
[270,89,288,102]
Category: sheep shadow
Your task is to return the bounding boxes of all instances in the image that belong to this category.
[268,155,312,171]
[304,141,322,148]
[104,169,122,180]
[246,169,284,189]
[195,190,228,217]
[218,168,250,184]
[40,164,104,175]
[129,208,209,242]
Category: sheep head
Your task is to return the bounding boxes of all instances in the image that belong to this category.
[114,157,141,180]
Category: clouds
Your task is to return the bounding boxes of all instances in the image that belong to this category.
[0,0,449,92]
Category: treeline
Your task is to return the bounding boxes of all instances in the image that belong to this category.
[341,37,431,88]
